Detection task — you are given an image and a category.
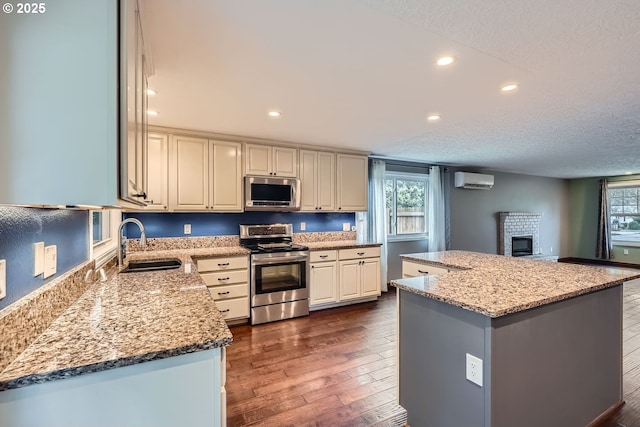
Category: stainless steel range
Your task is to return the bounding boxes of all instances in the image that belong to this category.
[240,224,309,325]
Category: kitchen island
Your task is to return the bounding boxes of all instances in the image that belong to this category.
[391,251,640,427]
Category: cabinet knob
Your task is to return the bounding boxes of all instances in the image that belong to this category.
[311,266,315,269]
[338,207,342,210]
[318,207,322,210]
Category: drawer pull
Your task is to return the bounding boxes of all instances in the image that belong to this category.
[418,269,429,274]
[217,291,230,296]
[319,255,328,259]
[218,262,230,267]
[220,309,230,313]
[357,252,365,256]
[218,277,230,281]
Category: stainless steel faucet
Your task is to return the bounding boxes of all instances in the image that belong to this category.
[117,218,147,267]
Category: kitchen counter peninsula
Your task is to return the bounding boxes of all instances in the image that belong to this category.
[391,250,640,427]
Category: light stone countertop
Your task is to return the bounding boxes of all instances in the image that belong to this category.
[392,250,640,318]
[304,240,381,251]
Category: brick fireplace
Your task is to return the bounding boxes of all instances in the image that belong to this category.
[499,212,542,256]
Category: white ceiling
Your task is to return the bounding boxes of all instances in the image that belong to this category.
[141,0,640,179]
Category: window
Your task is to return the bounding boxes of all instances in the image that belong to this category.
[90,209,121,267]
[385,172,428,241]
[609,180,640,246]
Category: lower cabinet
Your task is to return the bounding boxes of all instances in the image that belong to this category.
[197,256,250,322]
[310,247,381,309]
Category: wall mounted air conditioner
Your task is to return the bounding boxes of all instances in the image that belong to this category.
[454,172,494,190]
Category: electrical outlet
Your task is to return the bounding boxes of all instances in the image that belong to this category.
[351,225,357,232]
[34,242,45,276]
[466,353,483,387]
[300,222,306,231]
[0,259,6,300]
[624,249,629,255]
[343,223,350,232]
[44,245,57,279]
[184,224,191,235]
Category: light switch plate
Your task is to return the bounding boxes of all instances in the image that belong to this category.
[44,245,57,279]
[184,224,191,235]
[34,242,45,276]
[343,222,350,231]
[0,259,6,300]
[300,222,306,231]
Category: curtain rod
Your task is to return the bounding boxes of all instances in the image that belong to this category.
[368,155,449,170]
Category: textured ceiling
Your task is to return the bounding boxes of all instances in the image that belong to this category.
[142,0,640,179]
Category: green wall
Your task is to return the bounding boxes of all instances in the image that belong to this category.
[569,176,640,264]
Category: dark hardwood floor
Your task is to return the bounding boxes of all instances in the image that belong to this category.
[226,275,640,427]
[225,289,406,427]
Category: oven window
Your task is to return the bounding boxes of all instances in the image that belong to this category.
[255,262,305,294]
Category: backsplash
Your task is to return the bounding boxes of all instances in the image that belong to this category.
[123,211,356,238]
[0,207,89,310]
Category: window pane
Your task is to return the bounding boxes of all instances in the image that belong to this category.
[92,212,103,244]
[610,185,640,242]
[396,179,426,234]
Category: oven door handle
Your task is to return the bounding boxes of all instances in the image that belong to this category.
[252,255,308,265]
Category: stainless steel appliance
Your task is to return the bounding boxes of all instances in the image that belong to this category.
[244,176,301,211]
[240,224,309,325]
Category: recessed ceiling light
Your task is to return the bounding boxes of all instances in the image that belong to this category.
[501,83,518,92]
[436,56,455,66]
[427,114,441,122]
[147,110,159,116]
[268,111,282,118]
[146,88,157,96]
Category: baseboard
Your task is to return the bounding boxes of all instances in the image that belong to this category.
[586,400,625,427]
[559,257,640,270]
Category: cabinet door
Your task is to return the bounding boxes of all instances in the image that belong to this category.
[272,146,297,177]
[310,262,337,306]
[336,154,368,211]
[339,260,361,300]
[316,152,335,211]
[361,258,381,297]
[171,136,209,210]
[145,133,169,210]
[244,144,272,176]
[210,140,243,211]
[299,150,318,211]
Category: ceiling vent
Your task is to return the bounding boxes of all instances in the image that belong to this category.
[454,172,494,190]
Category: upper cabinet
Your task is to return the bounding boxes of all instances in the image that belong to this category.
[169,136,243,212]
[336,154,368,212]
[120,0,149,206]
[245,144,297,177]
[0,0,119,206]
[299,150,335,211]
[145,133,169,210]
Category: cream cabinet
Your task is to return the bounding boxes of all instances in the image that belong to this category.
[336,154,368,212]
[169,137,243,212]
[338,247,381,300]
[402,260,453,278]
[144,133,169,210]
[198,256,250,322]
[299,150,335,211]
[245,144,297,177]
[310,250,338,306]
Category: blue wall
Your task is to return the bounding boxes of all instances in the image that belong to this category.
[123,212,356,238]
[0,206,88,310]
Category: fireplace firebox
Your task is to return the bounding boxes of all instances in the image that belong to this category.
[511,236,533,257]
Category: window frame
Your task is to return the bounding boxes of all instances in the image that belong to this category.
[89,209,121,267]
[608,180,640,248]
[385,171,429,243]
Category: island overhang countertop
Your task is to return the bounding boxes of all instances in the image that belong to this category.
[391,250,640,318]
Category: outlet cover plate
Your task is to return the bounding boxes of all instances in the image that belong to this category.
[300,222,306,231]
[343,223,350,231]
[466,353,483,387]
[44,245,57,279]
[184,224,192,235]
[0,259,6,300]
[34,242,45,276]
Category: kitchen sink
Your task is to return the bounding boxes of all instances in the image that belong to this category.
[122,258,182,273]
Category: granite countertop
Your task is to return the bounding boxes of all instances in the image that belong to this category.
[0,251,238,391]
[392,250,640,318]
[305,240,381,250]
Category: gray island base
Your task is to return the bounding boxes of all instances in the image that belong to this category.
[392,251,640,427]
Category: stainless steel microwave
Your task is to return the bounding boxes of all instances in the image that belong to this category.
[244,176,301,211]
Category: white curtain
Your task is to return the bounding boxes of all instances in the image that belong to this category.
[428,166,446,252]
[356,159,388,291]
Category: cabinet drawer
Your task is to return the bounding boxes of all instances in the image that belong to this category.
[310,250,337,262]
[215,297,249,320]
[197,256,248,272]
[339,246,381,260]
[201,269,248,286]
[402,260,450,277]
[208,283,249,300]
